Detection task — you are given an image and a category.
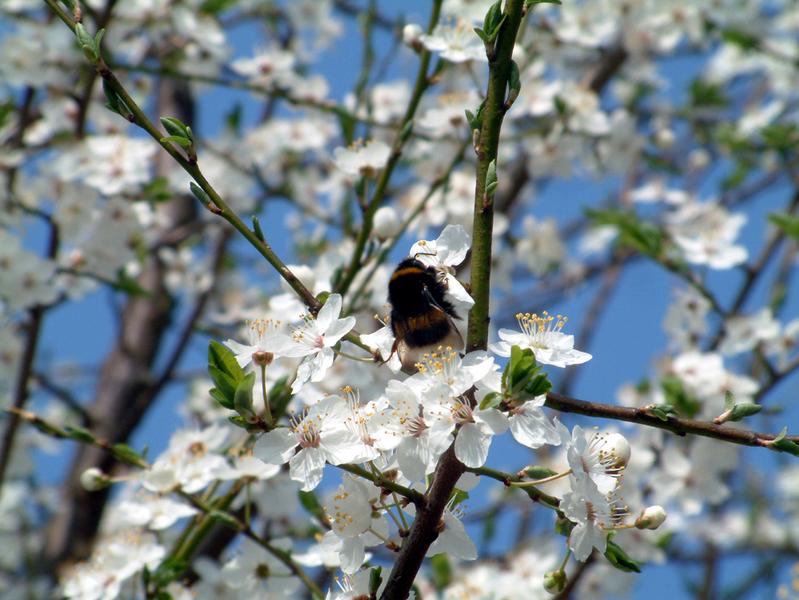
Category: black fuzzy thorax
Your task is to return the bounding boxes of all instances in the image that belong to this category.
[388,258,459,349]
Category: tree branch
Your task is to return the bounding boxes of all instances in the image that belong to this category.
[544,391,799,450]
[380,2,527,597]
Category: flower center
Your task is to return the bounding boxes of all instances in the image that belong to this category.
[515,311,568,348]
[415,346,459,387]
[291,411,321,448]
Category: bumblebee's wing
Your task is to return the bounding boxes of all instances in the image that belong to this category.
[422,284,465,350]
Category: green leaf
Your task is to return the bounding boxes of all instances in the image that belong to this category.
[761,123,799,154]
[721,29,759,51]
[208,340,245,381]
[102,79,127,117]
[721,159,752,191]
[225,103,243,134]
[466,100,486,131]
[189,182,212,206]
[160,116,191,139]
[482,1,503,35]
[648,403,677,422]
[769,213,799,240]
[208,509,241,529]
[604,539,642,573]
[233,372,256,417]
[150,557,188,587]
[112,443,145,465]
[479,391,501,410]
[227,415,250,429]
[142,177,172,204]
[728,403,762,421]
[724,390,735,411]
[66,426,95,444]
[251,215,265,241]
[689,79,728,108]
[298,490,327,521]
[430,554,452,590]
[586,208,663,258]
[474,27,491,44]
[160,135,192,148]
[210,387,233,410]
[369,567,383,596]
[209,366,238,399]
[93,28,105,51]
[200,0,238,14]
[660,376,700,417]
[112,269,149,297]
[769,427,799,456]
[502,346,552,403]
[75,23,97,60]
[450,488,469,507]
[268,376,293,419]
[526,0,562,6]
[553,95,567,116]
[485,159,497,190]
[507,59,521,103]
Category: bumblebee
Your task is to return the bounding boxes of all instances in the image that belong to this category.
[388,257,463,371]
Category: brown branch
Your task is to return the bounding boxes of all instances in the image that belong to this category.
[380,1,527,596]
[0,220,59,497]
[42,77,200,571]
[583,44,628,94]
[544,391,798,449]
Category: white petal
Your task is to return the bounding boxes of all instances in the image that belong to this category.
[289,447,326,491]
[509,411,559,449]
[445,274,474,306]
[454,423,491,468]
[397,437,428,482]
[488,341,512,357]
[474,408,509,435]
[253,428,297,464]
[321,428,369,465]
[435,224,471,266]
[316,293,342,331]
[270,333,314,358]
[339,537,366,574]
[569,523,594,562]
[324,315,356,345]
[223,339,254,367]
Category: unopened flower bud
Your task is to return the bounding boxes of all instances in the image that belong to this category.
[403,23,424,50]
[372,206,401,241]
[635,505,667,530]
[654,127,676,149]
[80,467,110,491]
[543,569,566,594]
[687,148,710,171]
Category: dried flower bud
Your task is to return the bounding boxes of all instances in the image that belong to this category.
[252,350,274,366]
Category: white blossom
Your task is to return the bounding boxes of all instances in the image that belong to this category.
[491,312,592,368]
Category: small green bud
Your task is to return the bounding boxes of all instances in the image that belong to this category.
[543,570,566,594]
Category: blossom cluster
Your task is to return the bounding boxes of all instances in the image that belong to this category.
[2,0,799,599]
